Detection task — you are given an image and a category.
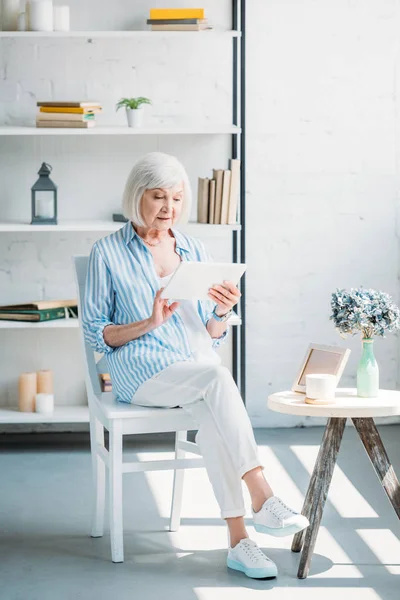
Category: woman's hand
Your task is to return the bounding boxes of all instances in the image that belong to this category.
[149,287,180,329]
[208,280,241,316]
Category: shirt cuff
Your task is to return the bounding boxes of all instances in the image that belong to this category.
[211,325,230,348]
[206,310,230,348]
[95,321,115,354]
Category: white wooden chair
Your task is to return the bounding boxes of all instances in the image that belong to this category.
[73,256,204,563]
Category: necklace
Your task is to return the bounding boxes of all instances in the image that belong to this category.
[141,237,163,247]
[134,224,172,247]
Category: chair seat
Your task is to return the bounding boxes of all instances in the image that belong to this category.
[97,392,185,420]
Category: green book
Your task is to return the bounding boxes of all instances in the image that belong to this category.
[0,307,70,322]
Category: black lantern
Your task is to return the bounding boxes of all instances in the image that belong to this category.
[31,162,58,225]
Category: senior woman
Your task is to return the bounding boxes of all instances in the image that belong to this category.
[82,152,309,580]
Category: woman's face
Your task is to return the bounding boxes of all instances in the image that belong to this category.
[140,182,184,230]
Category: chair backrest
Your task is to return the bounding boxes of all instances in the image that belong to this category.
[73,255,103,402]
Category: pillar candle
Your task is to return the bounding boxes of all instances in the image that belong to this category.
[53,5,69,31]
[35,393,54,414]
[18,372,37,412]
[28,0,53,31]
[37,369,53,394]
[1,0,20,31]
[305,373,337,405]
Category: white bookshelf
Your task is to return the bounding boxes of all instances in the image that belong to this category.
[0,30,240,39]
[0,11,245,426]
[0,125,241,136]
[0,220,241,233]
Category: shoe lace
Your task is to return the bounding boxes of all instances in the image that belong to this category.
[241,540,270,563]
[270,497,297,519]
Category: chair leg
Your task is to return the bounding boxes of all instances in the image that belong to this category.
[109,420,124,562]
[89,415,106,538]
[169,430,187,532]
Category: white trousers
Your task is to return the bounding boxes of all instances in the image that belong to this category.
[132,361,265,519]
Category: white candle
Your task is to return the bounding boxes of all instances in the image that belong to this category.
[53,5,69,31]
[35,392,54,414]
[29,0,53,31]
[306,374,336,402]
[35,192,54,218]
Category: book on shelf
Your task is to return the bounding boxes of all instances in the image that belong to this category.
[0,307,70,322]
[212,169,224,224]
[220,170,232,225]
[40,107,102,114]
[37,101,102,108]
[149,8,205,20]
[37,112,95,122]
[0,299,77,311]
[228,159,240,224]
[208,179,216,225]
[147,18,207,25]
[99,373,112,392]
[196,159,241,226]
[36,119,96,128]
[151,24,211,31]
[197,177,210,224]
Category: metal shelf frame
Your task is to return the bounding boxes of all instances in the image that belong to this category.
[232,0,246,402]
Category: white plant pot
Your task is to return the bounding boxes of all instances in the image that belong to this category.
[126,107,144,128]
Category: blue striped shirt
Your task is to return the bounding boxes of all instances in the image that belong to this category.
[82,221,230,404]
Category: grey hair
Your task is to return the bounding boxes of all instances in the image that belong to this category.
[122,152,192,226]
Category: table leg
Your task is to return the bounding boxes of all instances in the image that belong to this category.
[352,417,400,520]
[291,444,320,553]
[297,417,346,579]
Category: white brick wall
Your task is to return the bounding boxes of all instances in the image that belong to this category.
[1,0,399,430]
[246,0,400,427]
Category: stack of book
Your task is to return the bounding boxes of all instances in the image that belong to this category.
[147,8,211,31]
[0,299,78,322]
[36,101,102,129]
[99,373,112,393]
[197,159,240,225]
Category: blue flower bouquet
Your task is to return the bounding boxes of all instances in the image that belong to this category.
[330,288,400,397]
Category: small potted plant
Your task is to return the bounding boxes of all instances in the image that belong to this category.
[330,287,400,397]
[116,96,152,128]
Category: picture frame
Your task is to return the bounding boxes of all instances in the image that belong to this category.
[291,343,351,394]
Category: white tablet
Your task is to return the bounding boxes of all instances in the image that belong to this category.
[160,261,247,301]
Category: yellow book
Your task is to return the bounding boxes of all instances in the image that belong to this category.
[40,107,101,114]
[150,8,205,20]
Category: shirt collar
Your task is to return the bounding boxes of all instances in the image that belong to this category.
[121,221,190,253]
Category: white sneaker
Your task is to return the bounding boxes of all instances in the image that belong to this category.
[252,496,309,537]
[227,538,278,579]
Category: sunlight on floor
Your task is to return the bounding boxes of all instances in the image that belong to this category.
[357,529,400,575]
[292,445,379,518]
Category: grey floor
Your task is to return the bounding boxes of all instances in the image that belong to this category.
[1,425,399,600]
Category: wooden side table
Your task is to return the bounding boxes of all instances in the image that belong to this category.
[267,388,400,579]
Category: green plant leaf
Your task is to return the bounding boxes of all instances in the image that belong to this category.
[115,96,152,111]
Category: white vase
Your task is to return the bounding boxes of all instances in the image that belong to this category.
[1,0,20,30]
[126,107,144,128]
[29,0,53,31]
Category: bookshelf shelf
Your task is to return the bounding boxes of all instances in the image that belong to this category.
[0,313,241,329]
[0,30,240,39]
[0,405,89,424]
[0,221,241,233]
[0,319,80,329]
[0,125,241,136]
